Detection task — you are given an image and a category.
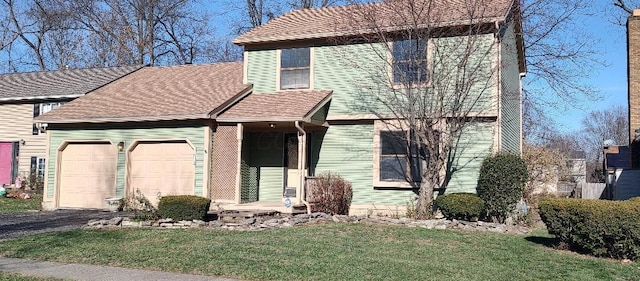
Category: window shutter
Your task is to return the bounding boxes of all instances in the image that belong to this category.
[32,104,40,135]
[30,156,37,175]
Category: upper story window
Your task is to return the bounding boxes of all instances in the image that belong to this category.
[33,102,64,135]
[280,47,310,90]
[392,39,428,84]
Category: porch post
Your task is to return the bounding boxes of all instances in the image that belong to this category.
[297,123,307,205]
[235,123,244,204]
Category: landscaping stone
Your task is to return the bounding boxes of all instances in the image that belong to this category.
[108,217,123,226]
[85,211,533,235]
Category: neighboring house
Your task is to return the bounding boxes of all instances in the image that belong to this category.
[38,0,525,214]
[604,9,640,200]
[0,66,141,187]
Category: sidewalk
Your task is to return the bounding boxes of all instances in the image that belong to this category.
[0,257,237,281]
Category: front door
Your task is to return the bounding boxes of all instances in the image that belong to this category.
[0,142,14,185]
[284,134,298,197]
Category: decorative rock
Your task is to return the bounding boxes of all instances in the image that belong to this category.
[242,218,256,225]
[108,217,123,226]
[87,219,104,227]
[122,221,140,227]
[84,210,532,235]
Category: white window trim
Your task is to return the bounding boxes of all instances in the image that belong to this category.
[387,40,434,89]
[34,102,64,135]
[373,120,446,188]
[373,120,412,188]
[276,47,314,91]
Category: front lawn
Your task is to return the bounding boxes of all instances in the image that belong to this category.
[0,272,62,281]
[0,194,42,214]
[0,223,637,281]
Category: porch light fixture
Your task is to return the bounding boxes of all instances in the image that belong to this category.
[269,123,276,129]
[19,139,25,146]
[117,141,125,152]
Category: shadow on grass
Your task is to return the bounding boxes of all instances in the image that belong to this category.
[525,235,559,248]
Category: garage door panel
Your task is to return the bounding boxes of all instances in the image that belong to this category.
[58,143,117,209]
[129,142,195,206]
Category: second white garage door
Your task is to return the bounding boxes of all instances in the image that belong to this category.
[128,141,195,206]
[58,142,117,209]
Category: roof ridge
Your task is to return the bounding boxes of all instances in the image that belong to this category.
[0,64,143,77]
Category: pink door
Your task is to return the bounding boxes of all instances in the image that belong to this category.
[0,142,12,185]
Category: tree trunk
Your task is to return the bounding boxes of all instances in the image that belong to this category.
[415,177,435,219]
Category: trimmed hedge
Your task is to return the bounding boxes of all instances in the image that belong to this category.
[477,153,528,222]
[158,195,211,221]
[538,198,640,260]
[434,193,484,221]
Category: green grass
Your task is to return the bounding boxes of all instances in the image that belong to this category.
[0,272,63,281]
[0,223,638,281]
[0,194,42,214]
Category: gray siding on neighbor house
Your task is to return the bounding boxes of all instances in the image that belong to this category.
[500,21,522,155]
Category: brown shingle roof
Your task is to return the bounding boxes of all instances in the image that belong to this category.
[218,90,332,122]
[0,65,142,101]
[234,0,514,45]
[37,62,251,123]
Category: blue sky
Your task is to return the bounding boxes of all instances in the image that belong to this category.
[548,2,629,133]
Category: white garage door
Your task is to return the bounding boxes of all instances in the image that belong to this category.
[128,141,195,206]
[58,142,117,209]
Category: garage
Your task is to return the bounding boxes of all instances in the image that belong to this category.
[128,141,195,206]
[58,142,117,209]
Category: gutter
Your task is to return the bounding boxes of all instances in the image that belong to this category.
[295,120,312,214]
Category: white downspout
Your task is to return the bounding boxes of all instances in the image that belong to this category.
[295,121,311,214]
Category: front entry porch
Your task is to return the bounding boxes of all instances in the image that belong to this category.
[236,122,325,213]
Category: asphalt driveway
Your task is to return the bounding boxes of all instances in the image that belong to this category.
[0,210,126,240]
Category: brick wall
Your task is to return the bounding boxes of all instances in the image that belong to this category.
[628,11,640,167]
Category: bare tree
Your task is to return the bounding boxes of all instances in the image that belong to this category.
[521,0,604,142]
[1,0,72,71]
[335,0,514,218]
[610,0,640,24]
[60,0,215,66]
[579,104,629,161]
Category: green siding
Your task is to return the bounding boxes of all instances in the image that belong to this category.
[446,122,495,193]
[314,43,388,116]
[314,124,414,206]
[46,125,206,199]
[500,21,522,155]
[312,35,497,118]
[243,132,284,201]
[247,50,277,93]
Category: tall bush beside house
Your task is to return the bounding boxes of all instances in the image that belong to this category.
[158,195,210,221]
[539,198,640,260]
[308,172,352,215]
[477,153,528,222]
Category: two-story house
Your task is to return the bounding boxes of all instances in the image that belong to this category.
[37,0,524,214]
[0,66,140,187]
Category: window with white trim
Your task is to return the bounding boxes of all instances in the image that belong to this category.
[33,102,64,135]
[280,47,310,89]
[392,39,428,84]
[379,131,409,182]
[30,157,45,178]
